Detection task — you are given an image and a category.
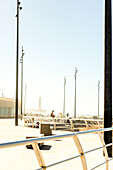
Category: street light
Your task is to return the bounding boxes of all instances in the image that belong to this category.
[63,76,66,117]
[24,83,27,115]
[104,0,112,157]
[98,80,100,118]
[15,0,22,126]
[20,46,25,120]
[74,67,78,118]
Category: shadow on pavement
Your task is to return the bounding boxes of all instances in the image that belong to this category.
[40,145,52,150]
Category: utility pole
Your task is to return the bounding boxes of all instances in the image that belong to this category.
[104,0,112,157]
[74,67,77,118]
[24,83,27,115]
[15,0,22,126]
[98,80,100,118]
[20,46,25,120]
[63,76,66,117]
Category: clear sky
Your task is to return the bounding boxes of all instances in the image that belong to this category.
[0,0,108,117]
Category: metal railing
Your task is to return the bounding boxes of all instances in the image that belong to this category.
[0,127,113,169]
[23,116,103,131]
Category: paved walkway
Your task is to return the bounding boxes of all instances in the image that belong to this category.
[0,119,113,170]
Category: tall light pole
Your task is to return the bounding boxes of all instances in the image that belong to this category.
[15,0,22,126]
[20,46,25,120]
[24,83,27,115]
[63,76,66,117]
[104,0,112,157]
[98,80,100,118]
[74,67,77,118]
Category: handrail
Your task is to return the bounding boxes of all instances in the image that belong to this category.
[0,127,112,149]
[23,116,103,131]
[0,127,113,169]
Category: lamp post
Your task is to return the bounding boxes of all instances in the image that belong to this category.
[98,80,100,118]
[15,0,22,126]
[24,83,27,115]
[20,46,25,120]
[104,0,112,157]
[63,76,66,117]
[74,67,77,118]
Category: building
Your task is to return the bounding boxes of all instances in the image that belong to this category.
[0,97,21,118]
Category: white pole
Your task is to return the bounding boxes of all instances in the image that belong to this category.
[63,76,66,117]
[74,67,77,118]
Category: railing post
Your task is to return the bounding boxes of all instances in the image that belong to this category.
[27,119,28,127]
[32,142,46,170]
[98,132,109,170]
[73,134,87,170]
[97,121,101,128]
[54,118,56,130]
[31,118,34,128]
[70,119,74,131]
[85,120,88,129]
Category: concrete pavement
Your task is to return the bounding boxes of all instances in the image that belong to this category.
[0,119,112,170]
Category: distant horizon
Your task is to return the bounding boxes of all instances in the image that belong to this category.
[0,92,104,117]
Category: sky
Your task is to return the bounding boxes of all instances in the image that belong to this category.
[0,0,108,117]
